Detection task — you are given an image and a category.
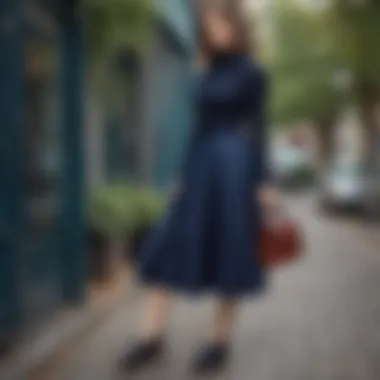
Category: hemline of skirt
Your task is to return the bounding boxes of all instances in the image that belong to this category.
[135,273,267,299]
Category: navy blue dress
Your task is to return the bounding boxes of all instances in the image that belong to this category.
[138,52,268,297]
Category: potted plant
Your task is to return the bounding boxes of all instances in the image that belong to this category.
[87,185,130,282]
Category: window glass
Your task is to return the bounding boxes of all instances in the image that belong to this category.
[25,36,61,234]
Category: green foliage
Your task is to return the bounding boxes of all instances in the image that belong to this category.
[88,183,166,239]
[332,2,380,85]
[269,1,346,125]
[329,1,380,168]
[136,188,167,229]
[88,184,135,238]
[271,64,344,124]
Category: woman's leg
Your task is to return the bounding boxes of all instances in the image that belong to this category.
[208,297,238,343]
[122,287,172,371]
[193,297,238,372]
[139,287,172,341]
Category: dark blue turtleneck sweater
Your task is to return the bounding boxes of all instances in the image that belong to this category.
[183,52,268,182]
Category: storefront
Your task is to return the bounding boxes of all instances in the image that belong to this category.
[0,0,84,346]
[147,0,196,188]
[102,0,195,188]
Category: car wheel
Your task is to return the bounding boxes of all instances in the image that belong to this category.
[363,199,380,222]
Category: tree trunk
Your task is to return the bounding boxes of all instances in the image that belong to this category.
[355,82,379,167]
[359,103,378,171]
[358,94,380,220]
[314,117,336,175]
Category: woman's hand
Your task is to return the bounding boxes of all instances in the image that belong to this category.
[258,185,282,211]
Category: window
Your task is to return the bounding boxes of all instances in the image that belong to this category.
[25,36,61,231]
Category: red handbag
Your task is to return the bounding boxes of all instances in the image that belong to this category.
[259,208,303,268]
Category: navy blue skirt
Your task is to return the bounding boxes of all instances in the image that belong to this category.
[137,130,265,297]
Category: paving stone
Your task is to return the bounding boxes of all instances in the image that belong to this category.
[55,194,380,380]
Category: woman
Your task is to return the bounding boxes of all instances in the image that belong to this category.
[122,5,269,373]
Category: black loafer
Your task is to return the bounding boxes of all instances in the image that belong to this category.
[192,343,229,373]
[120,338,165,372]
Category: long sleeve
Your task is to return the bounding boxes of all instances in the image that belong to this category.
[245,68,269,183]
[180,74,204,177]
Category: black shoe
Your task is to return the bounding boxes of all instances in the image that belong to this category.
[120,338,164,372]
[192,343,229,373]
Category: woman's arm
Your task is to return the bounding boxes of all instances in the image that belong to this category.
[245,66,270,184]
[179,73,204,178]
[246,67,282,207]
[255,70,269,183]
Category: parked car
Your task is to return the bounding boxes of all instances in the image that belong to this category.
[270,145,314,189]
[318,159,379,216]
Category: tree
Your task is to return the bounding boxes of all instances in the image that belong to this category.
[330,1,380,168]
[268,1,347,169]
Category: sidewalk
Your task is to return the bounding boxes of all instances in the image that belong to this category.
[0,265,133,380]
[48,194,380,380]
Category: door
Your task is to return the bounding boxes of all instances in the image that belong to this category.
[20,34,63,324]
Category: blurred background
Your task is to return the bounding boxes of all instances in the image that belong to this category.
[1,0,380,379]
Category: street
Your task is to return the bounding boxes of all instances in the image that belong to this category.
[53,192,380,380]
